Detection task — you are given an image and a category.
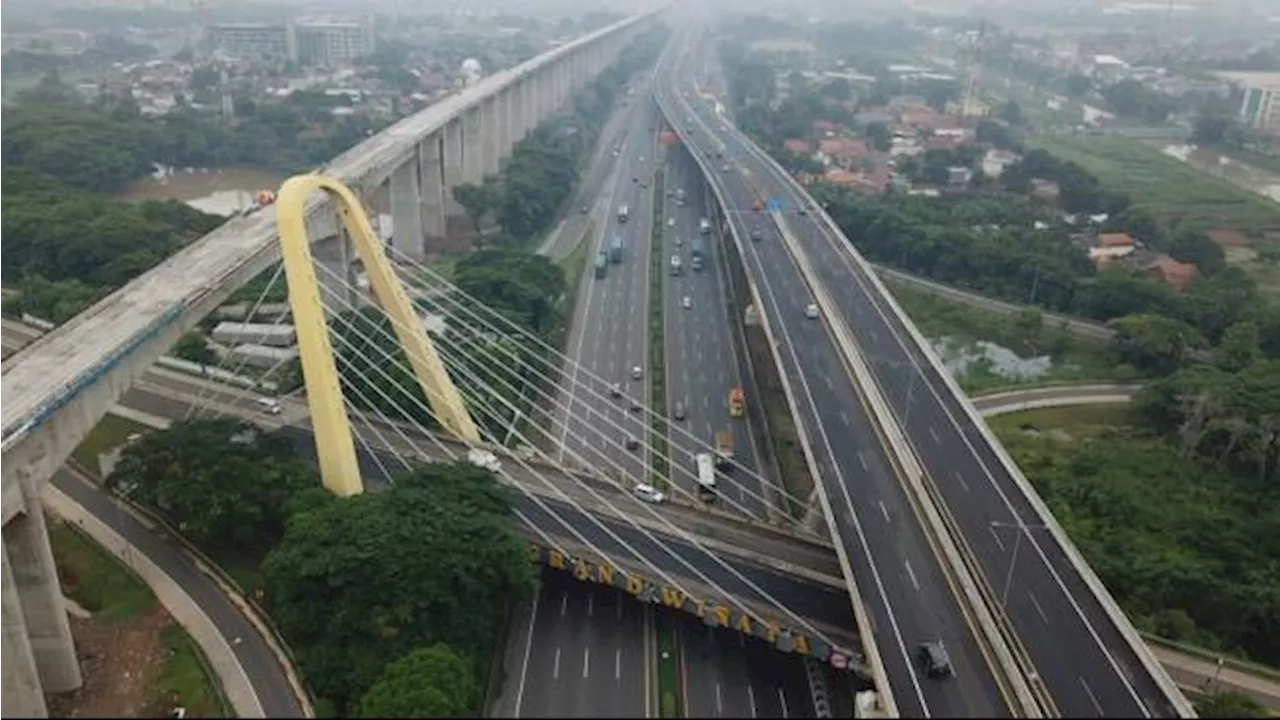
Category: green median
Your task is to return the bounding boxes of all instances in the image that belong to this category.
[649,167,670,491]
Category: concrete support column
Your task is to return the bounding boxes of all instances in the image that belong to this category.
[419,132,446,242]
[521,78,536,136]
[6,505,81,694]
[462,107,485,185]
[2,538,48,719]
[481,97,500,178]
[390,152,424,261]
[500,86,515,160]
[442,119,465,215]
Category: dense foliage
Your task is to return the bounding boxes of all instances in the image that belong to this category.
[811,189,1280,358]
[262,463,536,712]
[106,420,318,556]
[355,644,479,718]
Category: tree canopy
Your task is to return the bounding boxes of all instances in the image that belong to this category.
[261,462,536,712]
[355,644,480,718]
[106,419,318,556]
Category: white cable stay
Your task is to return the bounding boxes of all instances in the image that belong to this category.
[379,247,811,520]
[310,268,844,649]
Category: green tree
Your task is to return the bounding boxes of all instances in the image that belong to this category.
[1064,73,1093,96]
[451,178,503,246]
[1167,228,1226,275]
[864,121,892,152]
[171,330,216,365]
[356,644,479,718]
[996,100,1024,126]
[262,463,537,712]
[106,419,317,555]
[1217,321,1261,372]
[1111,314,1207,375]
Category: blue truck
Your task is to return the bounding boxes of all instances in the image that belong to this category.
[595,251,609,278]
[609,236,624,264]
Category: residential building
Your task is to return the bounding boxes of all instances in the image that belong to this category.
[1139,254,1198,292]
[1088,232,1137,266]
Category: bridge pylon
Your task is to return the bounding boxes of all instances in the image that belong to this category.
[274,173,480,496]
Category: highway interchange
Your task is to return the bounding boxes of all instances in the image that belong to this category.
[0,18,1189,720]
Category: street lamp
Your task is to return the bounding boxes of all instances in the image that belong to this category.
[990,519,1049,608]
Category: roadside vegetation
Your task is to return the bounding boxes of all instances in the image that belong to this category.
[102,418,535,717]
[887,283,1142,392]
[48,521,229,718]
[649,168,671,490]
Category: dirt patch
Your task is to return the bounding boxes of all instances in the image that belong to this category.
[47,607,178,718]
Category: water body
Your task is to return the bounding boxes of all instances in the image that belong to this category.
[116,166,288,217]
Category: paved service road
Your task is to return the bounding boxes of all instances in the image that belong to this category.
[50,468,305,717]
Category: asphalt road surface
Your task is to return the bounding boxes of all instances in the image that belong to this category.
[659,28,1013,718]
[685,33,1182,717]
[659,143,764,513]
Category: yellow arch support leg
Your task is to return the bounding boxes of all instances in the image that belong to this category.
[275,173,481,496]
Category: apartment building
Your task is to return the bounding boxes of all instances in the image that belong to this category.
[207,18,374,66]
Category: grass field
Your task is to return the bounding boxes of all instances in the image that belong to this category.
[50,523,229,717]
[70,415,155,476]
[1029,135,1280,235]
[986,403,1140,433]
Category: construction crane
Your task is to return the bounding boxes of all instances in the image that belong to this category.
[960,19,988,119]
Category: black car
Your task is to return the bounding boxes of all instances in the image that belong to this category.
[917,642,953,679]
[749,229,762,242]
[624,436,640,451]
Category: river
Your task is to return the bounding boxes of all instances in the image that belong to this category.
[116,166,288,217]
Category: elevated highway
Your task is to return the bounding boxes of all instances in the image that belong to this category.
[658,22,1192,719]
[0,14,666,716]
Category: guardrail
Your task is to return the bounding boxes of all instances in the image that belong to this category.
[652,41,897,715]
[724,85,1196,717]
[68,458,317,718]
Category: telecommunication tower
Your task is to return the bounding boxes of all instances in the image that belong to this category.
[961,19,988,119]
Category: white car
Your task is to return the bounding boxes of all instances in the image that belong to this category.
[667,217,675,227]
[256,397,283,415]
[610,382,623,398]
[467,448,502,473]
[632,483,665,504]
[681,296,693,309]
[804,303,820,319]
[631,365,643,380]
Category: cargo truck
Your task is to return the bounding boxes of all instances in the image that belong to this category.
[695,453,717,501]
[728,387,745,418]
[691,236,707,272]
[670,254,683,276]
[618,204,630,223]
[609,236,624,264]
[714,431,734,470]
[676,188,687,206]
[595,251,609,278]
[698,218,711,235]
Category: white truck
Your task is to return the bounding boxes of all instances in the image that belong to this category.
[670,254,683,276]
[698,218,711,235]
[618,204,630,223]
[695,453,717,502]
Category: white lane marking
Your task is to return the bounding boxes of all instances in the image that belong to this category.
[1079,677,1104,716]
[988,525,1006,551]
[823,375,833,390]
[616,647,622,680]
[904,561,920,591]
[715,682,724,716]
[839,410,850,426]
[583,647,591,679]
[1028,591,1050,624]
[560,591,568,617]
[553,647,562,680]
[748,685,758,718]
[512,585,541,716]
[588,593,594,618]
[857,451,868,471]
[953,471,971,493]
[778,687,789,718]
[879,500,891,523]
[928,426,941,445]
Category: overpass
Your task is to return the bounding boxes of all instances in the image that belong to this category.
[0,13,665,716]
[654,21,1192,719]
